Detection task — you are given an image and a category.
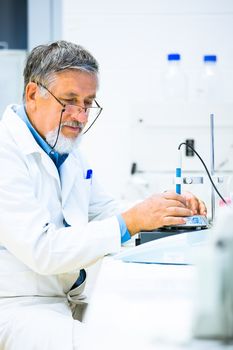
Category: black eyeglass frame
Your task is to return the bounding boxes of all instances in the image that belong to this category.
[35,82,103,134]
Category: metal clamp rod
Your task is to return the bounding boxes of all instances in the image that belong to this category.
[210,113,215,223]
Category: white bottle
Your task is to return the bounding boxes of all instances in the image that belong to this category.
[196,55,219,102]
[162,53,188,102]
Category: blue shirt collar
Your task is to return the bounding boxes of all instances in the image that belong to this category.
[16,105,68,169]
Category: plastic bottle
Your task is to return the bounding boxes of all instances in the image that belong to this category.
[196,55,219,102]
[162,53,188,102]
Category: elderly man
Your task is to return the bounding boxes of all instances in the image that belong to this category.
[0,41,206,349]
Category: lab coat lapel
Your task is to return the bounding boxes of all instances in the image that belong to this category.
[39,152,60,184]
[60,153,80,205]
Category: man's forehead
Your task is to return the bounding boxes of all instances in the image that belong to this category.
[52,70,98,96]
[55,69,98,83]
[62,91,96,99]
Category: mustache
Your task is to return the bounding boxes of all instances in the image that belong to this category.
[61,121,84,130]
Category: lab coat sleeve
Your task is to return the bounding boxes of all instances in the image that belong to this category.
[0,142,121,276]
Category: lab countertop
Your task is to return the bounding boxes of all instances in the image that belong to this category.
[80,231,233,350]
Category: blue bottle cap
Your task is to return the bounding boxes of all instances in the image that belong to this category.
[167,53,181,61]
[204,55,217,62]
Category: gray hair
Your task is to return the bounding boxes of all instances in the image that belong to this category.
[23,40,99,99]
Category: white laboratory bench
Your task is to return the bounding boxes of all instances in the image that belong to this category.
[80,231,233,350]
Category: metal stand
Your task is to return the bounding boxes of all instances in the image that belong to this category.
[210,113,215,224]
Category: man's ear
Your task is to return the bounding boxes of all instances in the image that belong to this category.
[25,82,38,110]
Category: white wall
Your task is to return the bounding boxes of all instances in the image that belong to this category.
[0,1,62,119]
[59,0,233,203]
[28,0,62,50]
[0,50,26,116]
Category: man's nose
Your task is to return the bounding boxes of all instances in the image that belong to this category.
[72,109,88,123]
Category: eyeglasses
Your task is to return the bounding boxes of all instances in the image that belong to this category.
[37,82,103,134]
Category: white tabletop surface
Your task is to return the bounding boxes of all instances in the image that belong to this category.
[80,232,233,350]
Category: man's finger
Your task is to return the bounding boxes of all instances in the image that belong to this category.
[163,191,187,206]
[166,206,193,217]
[198,200,207,216]
[165,199,186,208]
[186,197,198,214]
[163,216,186,226]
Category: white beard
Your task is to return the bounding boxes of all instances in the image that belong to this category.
[45,124,83,154]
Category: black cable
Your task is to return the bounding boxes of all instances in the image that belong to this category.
[178,142,227,205]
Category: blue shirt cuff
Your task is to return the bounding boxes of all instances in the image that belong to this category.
[117,214,131,244]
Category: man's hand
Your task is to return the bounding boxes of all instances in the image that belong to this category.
[182,191,207,216]
[121,191,193,236]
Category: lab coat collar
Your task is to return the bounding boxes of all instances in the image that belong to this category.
[2,105,44,155]
[1,105,60,183]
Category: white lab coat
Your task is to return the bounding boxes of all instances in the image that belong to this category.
[0,105,122,349]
